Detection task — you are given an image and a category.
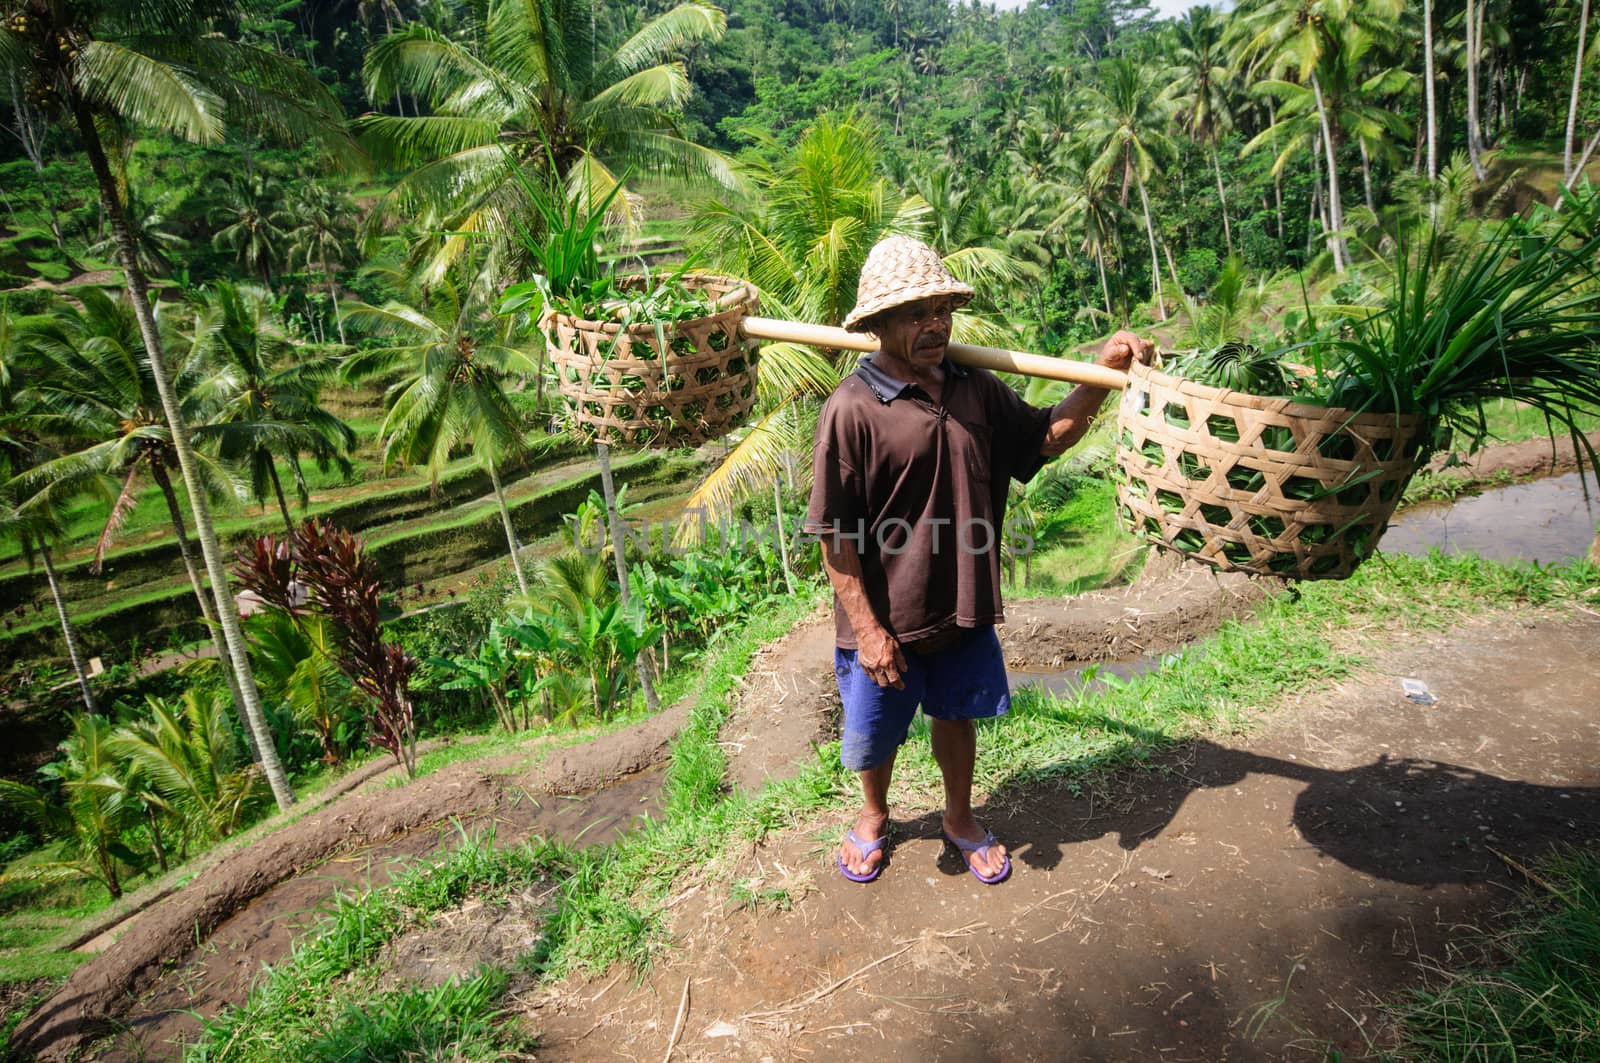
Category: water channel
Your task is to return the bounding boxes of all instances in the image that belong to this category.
[1378,470,1600,566]
[1011,471,1600,702]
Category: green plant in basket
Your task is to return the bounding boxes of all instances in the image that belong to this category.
[497,147,627,325]
[1162,341,1293,397]
[1310,189,1600,468]
[496,150,725,404]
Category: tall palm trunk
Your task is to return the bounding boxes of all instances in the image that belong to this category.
[1310,71,1348,273]
[327,275,346,345]
[485,453,529,596]
[152,443,261,761]
[1566,0,1592,181]
[151,459,221,625]
[266,461,296,534]
[1359,139,1376,214]
[1135,172,1166,321]
[1209,137,1233,255]
[1268,98,1285,240]
[1424,0,1438,181]
[40,543,96,714]
[73,99,294,812]
[1096,247,1113,321]
[1467,0,1488,180]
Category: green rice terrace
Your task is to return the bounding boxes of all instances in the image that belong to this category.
[4,0,1600,1060]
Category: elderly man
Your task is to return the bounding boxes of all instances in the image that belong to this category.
[805,235,1153,884]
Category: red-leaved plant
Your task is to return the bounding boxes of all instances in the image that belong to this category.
[236,520,418,777]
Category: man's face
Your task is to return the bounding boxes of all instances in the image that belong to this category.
[874,296,956,373]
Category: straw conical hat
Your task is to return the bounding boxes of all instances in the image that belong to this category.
[842,235,974,332]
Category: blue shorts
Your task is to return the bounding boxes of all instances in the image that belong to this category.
[835,626,1011,771]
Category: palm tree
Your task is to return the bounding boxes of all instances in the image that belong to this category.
[343,277,538,595]
[358,0,734,287]
[210,173,287,288]
[281,183,357,344]
[0,0,348,812]
[1234,0,1405,273]
[18,291,237,615]
[1246,24,1411,253]
[18,293,276,768]
[1565,0,1593,182]
[185,282,355,533]
[1424,0,1438,181]
[0,491,98,714]
[1041,136,1127,324]
[1081,57,1173,320]
[0,714,135,898]
[110,690,267,844]
[0,303,97,712]
[1169,6,1238,255]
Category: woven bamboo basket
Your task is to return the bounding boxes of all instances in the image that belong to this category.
[1114,359,1433,580]
[547,274,760,447]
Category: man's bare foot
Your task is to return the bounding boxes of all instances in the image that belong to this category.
[840,809,890,879]
[942,814,1008,881]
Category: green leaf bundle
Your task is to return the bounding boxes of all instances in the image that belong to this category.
[1316,192,1600,471]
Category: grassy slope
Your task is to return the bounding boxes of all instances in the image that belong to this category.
[1386,846,1600,1062]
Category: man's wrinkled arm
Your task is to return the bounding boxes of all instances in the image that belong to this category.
[820,536,906,689]
[1039,329,1155,457]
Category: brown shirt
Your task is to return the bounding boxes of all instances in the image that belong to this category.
[805,357,1052,649]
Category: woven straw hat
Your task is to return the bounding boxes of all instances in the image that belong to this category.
[842,235,974,332]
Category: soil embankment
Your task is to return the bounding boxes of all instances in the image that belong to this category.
[11,703,687,1060]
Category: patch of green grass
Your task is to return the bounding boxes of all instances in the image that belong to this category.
[1009,476,1145,598]
[0,842,112,986]
[1481,398,1600,444]
[1385,846,1600,1062]
[294,968,529,1063]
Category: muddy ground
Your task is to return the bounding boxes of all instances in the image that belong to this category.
[529,607,1600,1062]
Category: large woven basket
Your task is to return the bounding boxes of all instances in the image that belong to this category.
[547,274,760,447]
[1114,359,1432,580]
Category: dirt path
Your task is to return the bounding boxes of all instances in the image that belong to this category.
[11,435,1593,1061]
[529,608,1600,1061]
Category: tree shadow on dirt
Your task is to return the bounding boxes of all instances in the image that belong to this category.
[919,722,1600,887]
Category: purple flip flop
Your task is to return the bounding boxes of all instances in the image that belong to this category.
[837,829,887,883]
[942,829,1011,884]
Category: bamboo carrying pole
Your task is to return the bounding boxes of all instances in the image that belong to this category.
[739,316,1128,391]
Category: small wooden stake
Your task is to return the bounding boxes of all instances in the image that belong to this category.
[597,442,660,713]
[739,315,1128,390]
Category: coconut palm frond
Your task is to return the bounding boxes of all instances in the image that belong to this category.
[72,39,223,143]
[676,405,813,539]
[581,64,691,113]
[608,3,726,76]
[752,342,842,406]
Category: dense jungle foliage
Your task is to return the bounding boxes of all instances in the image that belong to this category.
[1,0,1598,973]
